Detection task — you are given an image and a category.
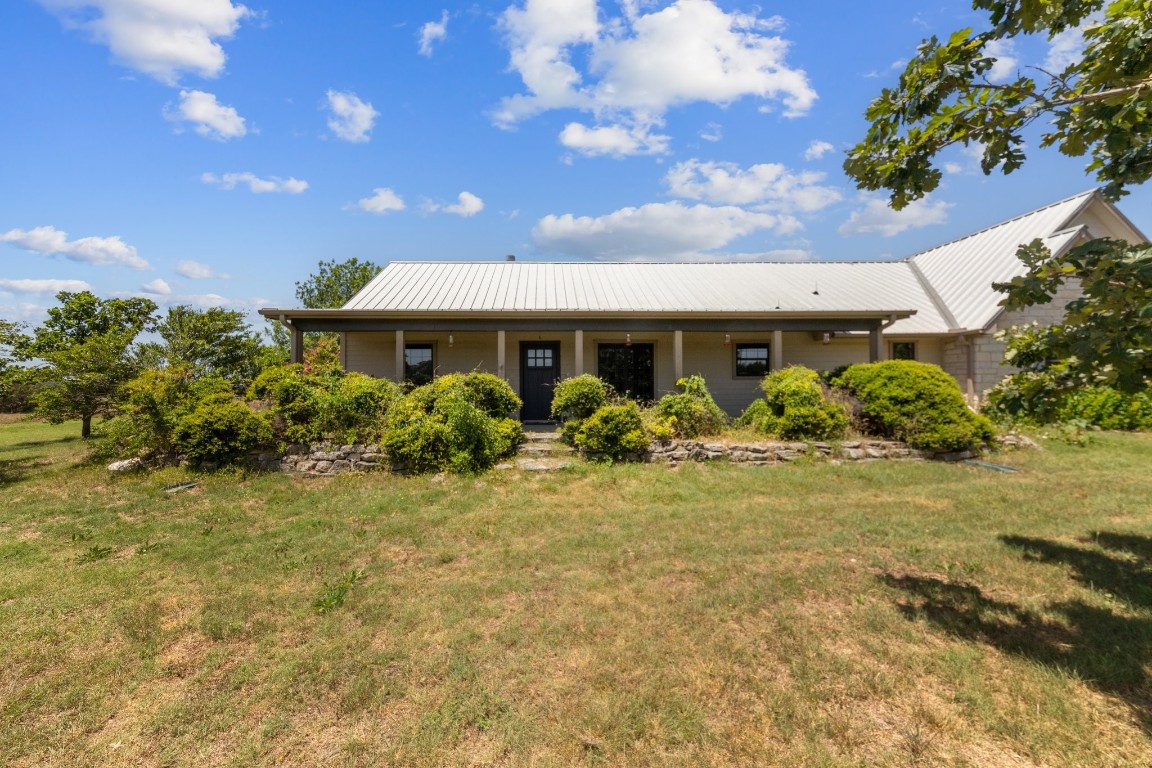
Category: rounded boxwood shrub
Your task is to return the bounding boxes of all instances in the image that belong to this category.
[173,393,272,465]
[833,360,995,451]
[380,374,523,474]
[652,375,728,438]
[739,366,848,440]
[550,374,608,421]
[575,402,649,461]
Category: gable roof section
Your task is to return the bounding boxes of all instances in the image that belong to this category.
[904,190,1096,331]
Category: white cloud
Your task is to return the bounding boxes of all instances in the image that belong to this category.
[430,191,485,217]
[804,139,834,160]
[166,90,246,140]
[559,121,670,157]
[0,278,93,294]
[495,0,815,156]
[175,260,229,279]
[39,0,250,84]
[664,159,842,213]
[983,39,1018,83]
[1045,26,1087,72]
[533,201,798,258]
[357,188,406,214]
[326,90,378,143]
[699,122,722,142]
[838,194,952,237]
[1,225,149,270]
[418,10,449,56]
[201,172,308,194]
[141,278,171,295]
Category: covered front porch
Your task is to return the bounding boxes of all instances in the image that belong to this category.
[264,311,914,417]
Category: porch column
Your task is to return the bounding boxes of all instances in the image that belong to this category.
[497,330,506,380]
[290,324,303,364]
[673,330,683,380]
[772,330,783,371]
[339,332,348,370]
[573,330,584,376]
[395,330,405,380]
[868,325,883,362]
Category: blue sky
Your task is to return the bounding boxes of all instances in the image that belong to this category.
[2,0,1149,328]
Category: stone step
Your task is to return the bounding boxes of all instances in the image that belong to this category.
[496,456,575,472]
[517,443,575,457]
[522,430,563,442]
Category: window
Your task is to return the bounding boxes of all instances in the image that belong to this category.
[735,343,770,378]
[526,346,554,368]
[891,341,916,361]
[404,343,434,385]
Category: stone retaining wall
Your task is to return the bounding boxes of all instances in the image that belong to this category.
[251,443,385,475]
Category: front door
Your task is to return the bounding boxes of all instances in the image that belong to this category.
[597,343,655,402]
[520,342,561,421]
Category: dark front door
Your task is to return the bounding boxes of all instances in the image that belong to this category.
[520,342,561,420]
[597,343,655,402]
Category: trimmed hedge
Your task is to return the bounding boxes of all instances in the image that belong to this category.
[833,360,995,451]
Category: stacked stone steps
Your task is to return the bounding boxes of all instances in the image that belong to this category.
[500,429,577,471]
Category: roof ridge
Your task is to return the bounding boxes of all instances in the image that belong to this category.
[903,188,1097,262]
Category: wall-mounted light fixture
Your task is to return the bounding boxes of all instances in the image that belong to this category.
[625,333,632,347]
[822,332,832,345]
[448,334,454,348]
[724,333,731,347]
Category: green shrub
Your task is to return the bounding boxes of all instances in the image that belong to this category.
[381,375,523,473]
[742,367,848,440]
[575,403,649,461]
[833,360,995,451]
[652,375,728,438]
[172,393,272,465]
[987,376,1152,430]
[93,367,231,461]
[551,375,608,421]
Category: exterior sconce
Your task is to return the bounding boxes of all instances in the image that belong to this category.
[625,333,632,347]
[822,332,832,345]
[724,333,731,347]
[448,334,454,348]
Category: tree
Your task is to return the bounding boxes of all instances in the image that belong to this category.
[844,1,1152,209]
[993,237,1152,393]
[19,291,158,437]
[0,320,32,412]
[143,305,265,390]
[295,257,381,309]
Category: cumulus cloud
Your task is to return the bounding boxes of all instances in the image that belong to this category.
[357,188,406,214]
[176,260,229,279]
[326,90,378,143]
[419,10,449,56]
[983,39,1018,83]
[838,194,952,237]
[699,122,722,142]
[533,201,798,258]
[559,121,670,157]
[664,159,842,213]
[804,139,834,160]
[1045,25,1087,72]
[39,0,250,84]
[0,278,93,294]
[141,278,171,295]
[428,191,485,217]
[495,0,815,156]
[1,225,149,270]
[201,172,308,193]
[166,90,246,140]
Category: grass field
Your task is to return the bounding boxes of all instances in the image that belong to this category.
[2,417,1150,767]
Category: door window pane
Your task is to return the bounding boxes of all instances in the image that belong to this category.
[597,343,654,402]
[404,344,434,385]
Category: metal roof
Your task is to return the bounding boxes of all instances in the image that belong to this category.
[261,190,1145,336]
[344,260,945,328]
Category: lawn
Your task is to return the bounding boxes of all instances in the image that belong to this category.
[1,417,1150,767]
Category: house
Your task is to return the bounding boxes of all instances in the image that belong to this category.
[260,190,1147,419]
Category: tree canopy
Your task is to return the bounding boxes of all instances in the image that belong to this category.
[844,0,1152,208]
[294,258,381,309]
[144,305,265,389]
[21,291,157,359]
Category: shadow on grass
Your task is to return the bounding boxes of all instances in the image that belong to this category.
[3,434,84,451]
[0,453,43,485]
[880,532,1152,734]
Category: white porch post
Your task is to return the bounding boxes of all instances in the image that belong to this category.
[573,330,584,376]
[395,330,405,380]
[673,330,683,380]
[497,330,506,380]
[772,330,783,371]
